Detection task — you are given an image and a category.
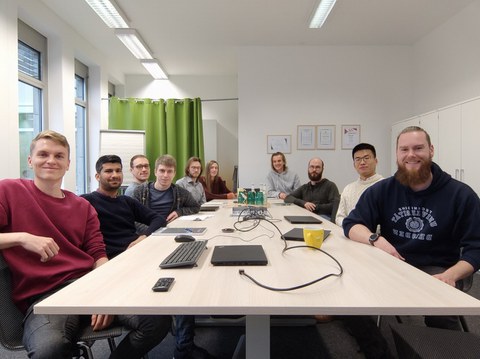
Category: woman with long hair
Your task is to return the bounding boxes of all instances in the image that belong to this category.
[199,160,236,201]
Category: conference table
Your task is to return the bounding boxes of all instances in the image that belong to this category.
[35,200,480,358]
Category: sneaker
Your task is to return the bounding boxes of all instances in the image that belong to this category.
[174,344,215,359]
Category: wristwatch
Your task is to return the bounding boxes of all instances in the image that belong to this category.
[368,233,379,246]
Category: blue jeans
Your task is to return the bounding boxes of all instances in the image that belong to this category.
[23,303,171,359]
[174,315,195,352]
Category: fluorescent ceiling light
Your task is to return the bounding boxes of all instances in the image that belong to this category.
[309,0,337,28]
[84,0,129,28]
[141,59,168,80]
[115,29,153,59]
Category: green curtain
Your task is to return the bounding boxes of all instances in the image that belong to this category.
[109,97,204,182]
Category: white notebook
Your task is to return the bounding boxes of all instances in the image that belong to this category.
[152,227,207,236]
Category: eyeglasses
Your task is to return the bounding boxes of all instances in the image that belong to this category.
[354,155,372,163]
[189,166,201,170]
[134,164,150,170]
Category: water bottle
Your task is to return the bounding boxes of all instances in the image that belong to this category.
[247,184,256,205]
[255,186,264,206]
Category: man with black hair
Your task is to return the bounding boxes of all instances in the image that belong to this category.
[335,143,383,226]
[82,154,167,259]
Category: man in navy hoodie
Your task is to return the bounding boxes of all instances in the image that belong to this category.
[342,126,480,350]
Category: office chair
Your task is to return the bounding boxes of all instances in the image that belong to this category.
[0,254,123,358]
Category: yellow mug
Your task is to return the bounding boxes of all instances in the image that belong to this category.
[303,228,325,249]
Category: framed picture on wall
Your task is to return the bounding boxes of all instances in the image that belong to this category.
[342,125,361,149]
[316,125,335,150]
[297,125,316,150]
[267,135,291,154]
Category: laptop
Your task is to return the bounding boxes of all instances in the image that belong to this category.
[284,215,323,224]
[210,245,268,266]
[282,228,331,241]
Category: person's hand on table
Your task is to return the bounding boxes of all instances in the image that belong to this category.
[304,202,316,212]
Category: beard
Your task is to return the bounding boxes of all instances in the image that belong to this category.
[395,157,432,187]
[100,179,122,191]
[308,170,323,182]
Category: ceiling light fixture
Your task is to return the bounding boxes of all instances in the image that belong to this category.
[309,0,337,28]
[115,29,153,59]
[141,59,168,80]
[84,0,129,28]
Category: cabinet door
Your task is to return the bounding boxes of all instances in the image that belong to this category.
[438,106,461,180]
[419,112,439,159]
[461,99,480,194]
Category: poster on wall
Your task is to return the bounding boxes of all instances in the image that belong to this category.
[297,125,316,150]
[267,135,291,153]
[341,125,361,149]
[316,125,335,150]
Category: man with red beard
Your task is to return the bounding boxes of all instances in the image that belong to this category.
[285,157,340,222]
[343,126,480,330]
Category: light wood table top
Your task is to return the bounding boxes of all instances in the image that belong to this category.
[35,199,480,316]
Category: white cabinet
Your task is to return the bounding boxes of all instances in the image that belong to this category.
[419,111,438,154]
[459,99,480,194]
[438,99,480,194]
[393,97,480,195]
[438,105,462,179]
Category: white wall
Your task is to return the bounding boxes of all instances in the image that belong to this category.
[3,0,480,195]
[238,46,412,191]
[124,74,238,188]
[412,1,480,114]
[0,0,20,178]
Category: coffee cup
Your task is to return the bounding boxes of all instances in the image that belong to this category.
[303,228,325,249]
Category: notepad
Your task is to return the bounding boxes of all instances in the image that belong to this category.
[152,227,207,236]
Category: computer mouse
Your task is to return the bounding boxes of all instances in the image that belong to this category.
[174,234,195,243]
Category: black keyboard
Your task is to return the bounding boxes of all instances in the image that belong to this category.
[159,240,208,268]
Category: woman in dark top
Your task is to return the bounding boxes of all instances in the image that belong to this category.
[199,160,236,201]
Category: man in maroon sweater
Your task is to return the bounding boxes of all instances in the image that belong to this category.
[0,130,170,358]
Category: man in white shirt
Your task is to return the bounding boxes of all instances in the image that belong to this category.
[124,154,150,196]
[335,143,383,226]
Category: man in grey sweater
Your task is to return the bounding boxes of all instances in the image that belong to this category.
[285,157,340,222]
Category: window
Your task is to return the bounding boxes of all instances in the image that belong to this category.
[75,60,88,194]
[18,20,47,179]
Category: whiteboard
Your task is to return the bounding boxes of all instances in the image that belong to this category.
[99,130,146,185]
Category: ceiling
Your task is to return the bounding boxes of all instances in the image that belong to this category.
[39,0,475,78]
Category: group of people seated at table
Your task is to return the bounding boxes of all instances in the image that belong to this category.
[1,126,479,359]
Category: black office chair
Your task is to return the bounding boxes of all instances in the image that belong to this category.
[0,254,123,358]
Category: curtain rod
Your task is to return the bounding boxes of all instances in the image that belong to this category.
[101,97,238,102]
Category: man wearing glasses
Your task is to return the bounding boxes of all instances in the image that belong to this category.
[176,156,207,205]
[124,154,150,196]
[284,157,340,222]
[335,143,383,226]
